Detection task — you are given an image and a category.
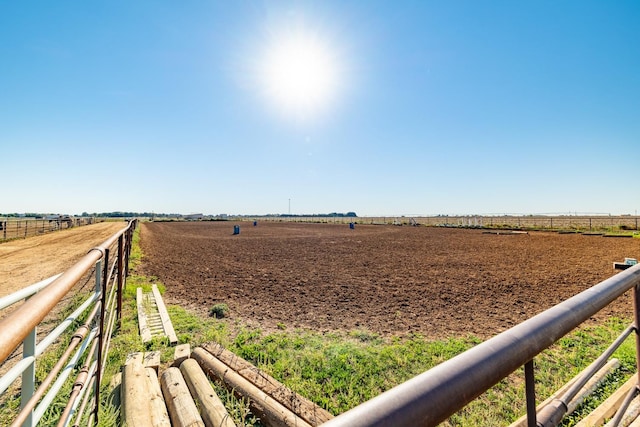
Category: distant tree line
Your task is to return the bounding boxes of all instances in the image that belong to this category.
[2,211,357,219]
[1,213,43,217]
[0,212,179,218]
[81,212,182,218]
[1,213,74,218]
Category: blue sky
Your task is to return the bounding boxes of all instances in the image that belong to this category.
[1,1,638,216]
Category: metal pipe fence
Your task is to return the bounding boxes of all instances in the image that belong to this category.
[322,263,640,427]
[0,217,99,241]
[248,215,639,230]
[0,220,137,427]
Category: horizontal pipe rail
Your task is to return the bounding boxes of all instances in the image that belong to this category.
[10,305,100,427]
[321,263,640,427]
[72,363,97,427]
[0,222,132,365]
[536,323,636,425]
[0,291,100,395]
[58,337,100,427]
[32,328,99,425]
[0,274,62,310]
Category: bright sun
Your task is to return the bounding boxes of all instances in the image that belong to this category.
[260,30,340,121]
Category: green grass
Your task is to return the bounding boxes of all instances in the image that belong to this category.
[228,328,483,414]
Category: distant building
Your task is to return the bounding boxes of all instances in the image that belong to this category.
[184,213,204,221]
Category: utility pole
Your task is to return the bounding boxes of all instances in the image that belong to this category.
[288,199,291,215]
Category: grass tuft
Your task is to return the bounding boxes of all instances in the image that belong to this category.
[209,303,229,319]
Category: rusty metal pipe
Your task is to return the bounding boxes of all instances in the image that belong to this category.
[57,337,99,427]
[0,249,102,364]
[93,247,109,426]
[72,367,96,427]
[0,222,132,364]
[117,234,124,326]
[59,366,89,426]
[100,278,120,381]
[537,323,636,425]
[560,323,634,403]
[321,263,640,427]
[10,303,99,427]
[609,385,639,427]
[524,360,536,427]
[634,285,640,390]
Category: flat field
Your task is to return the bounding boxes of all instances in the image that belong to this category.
[140,221,640,339]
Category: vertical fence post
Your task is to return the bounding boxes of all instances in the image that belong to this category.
[91,259,102,425]
[94,260,102,294]
[95,248,109,426]
[633,285,640,387]
[524,360,537,427]
[117,235,124,327]
[20,326,36,427]
[124,225,132,279]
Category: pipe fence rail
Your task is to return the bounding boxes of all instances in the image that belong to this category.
[0,217,99,241]
[251,215,639,231]
[0,220,137,427]
[322,263,640,427]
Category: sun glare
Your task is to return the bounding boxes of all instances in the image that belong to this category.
[260,30,340,121]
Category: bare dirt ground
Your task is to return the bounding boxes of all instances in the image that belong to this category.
[139,222,640,339]
[0,221,128,298]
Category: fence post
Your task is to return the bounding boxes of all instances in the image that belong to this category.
[20,327,36,427]
[524,360,536,427]
[117,235,124,326]
[89,258,102,425]
[633,285,640,387]
[124,225,132,279]
[94,260,102,294]
[94,249,109,426]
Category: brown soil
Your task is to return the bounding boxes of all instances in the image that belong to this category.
[0,221,128,298]
[140,221,640,339]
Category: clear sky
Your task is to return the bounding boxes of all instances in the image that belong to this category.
[1,1,638,216]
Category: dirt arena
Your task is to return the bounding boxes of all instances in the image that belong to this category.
[139,221,640,339]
